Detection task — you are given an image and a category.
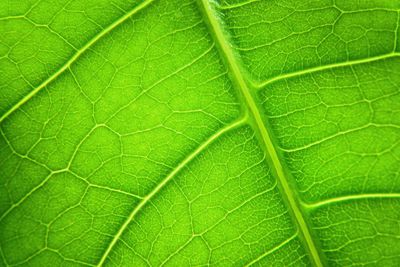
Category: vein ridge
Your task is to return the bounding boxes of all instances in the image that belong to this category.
[245,232,298,267]
[281,123,400,153]
[0,0,157,124]
[197,1,324,266]
[302,193,400,209]
[96,116,248,266]
[395,11,399,51]
[254,53,400,89]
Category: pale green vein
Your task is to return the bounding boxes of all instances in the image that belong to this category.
[245,232,298,267]
[395,11,400,51]
[0,15,25,21]
[48,248,96,267]
[281,123,400,153]
[197,1,323,266]
[216,0,260,10]
[0,169,67,222]
[0,0,157,124]
[254,53,400,89]
[302,193,400,209]
[160,177,278,266]
[24,16,79,51]
[0,244,7,267]
[0,159,142,222]
[104,43,216,124]
[96,115,248,266]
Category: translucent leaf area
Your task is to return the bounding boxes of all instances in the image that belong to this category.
[1,0,400,266]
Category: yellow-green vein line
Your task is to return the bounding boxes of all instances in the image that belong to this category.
[197,1,323,266]
[302,193,400,209]
[395,11,399,52]
[245,232,298,267]
[0,0,157,124]
[0,168,67,222]
[217,0,260,10]
[254,53,400,89]
[96,115,248,266]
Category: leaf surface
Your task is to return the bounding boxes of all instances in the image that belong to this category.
[1,0,400,266]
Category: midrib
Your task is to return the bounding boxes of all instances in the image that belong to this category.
[196,1,323,266]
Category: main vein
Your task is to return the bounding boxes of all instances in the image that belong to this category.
[0,0,157,124]
[96,116,247,266]
[197,1,323,266]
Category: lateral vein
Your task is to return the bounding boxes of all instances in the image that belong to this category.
[197,1,323,266]
[245,232,298,267]
[96,116,248,266]
[302,193,400,209]
[0,0,157,124]
[254,53,400,89]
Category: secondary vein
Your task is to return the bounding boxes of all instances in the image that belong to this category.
[197,1,323,266]
[254,53,400,89]
[0,0,157,124]
[245,232,298,266]
[96,116,248,266]
[302,193,400,209]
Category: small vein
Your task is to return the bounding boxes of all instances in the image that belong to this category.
[281,123,400,153]
[104,42,216,124]
[254,53,400,89]
[160,177,277,266]
[23,16,79,51]
[216,0,260,10]
[0,244,7,267]
[0,0,157,124]
[302,193,400,209]
[245,232,298,266]
[0,169,67,222]
[96,115,248,266]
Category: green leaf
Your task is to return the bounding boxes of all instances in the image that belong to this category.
[1,0,400,266]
